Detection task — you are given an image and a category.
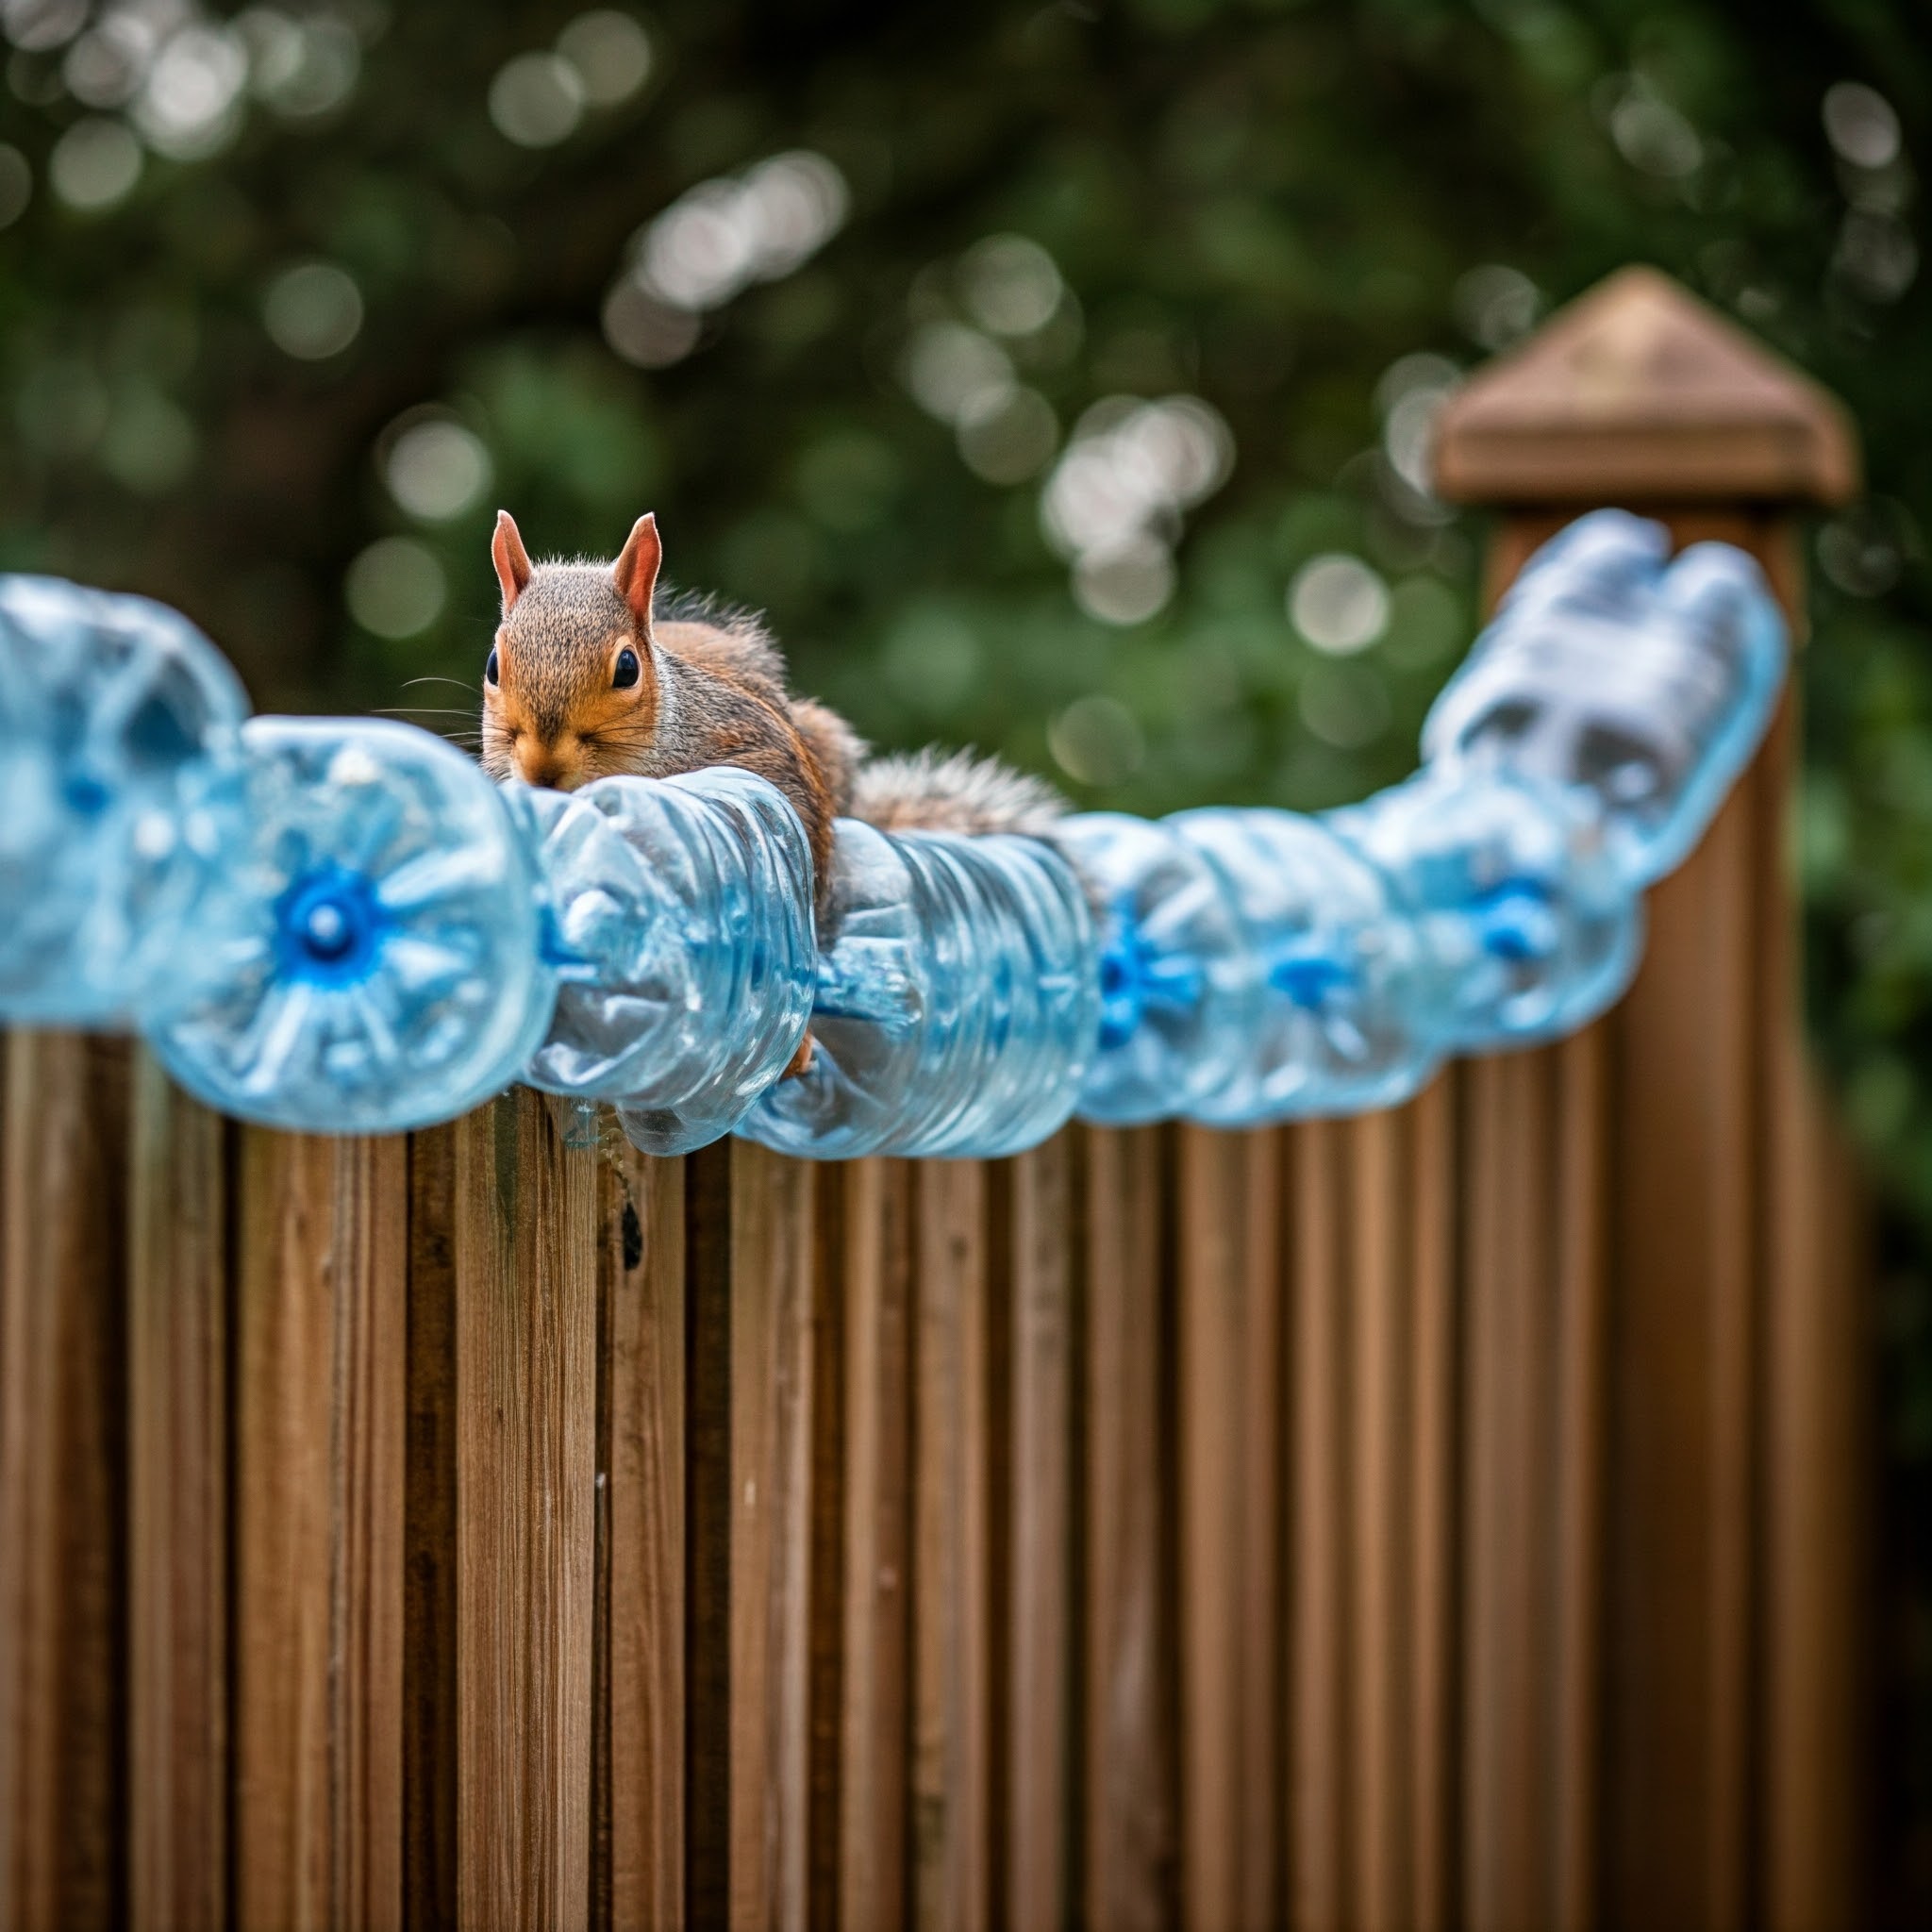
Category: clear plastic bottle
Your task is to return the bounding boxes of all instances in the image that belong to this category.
[1053,812,1258,1126]
[152,717,557,1133]
[0,575,249,1024]
[741,821,1097,1159]
[1423,508,1788,885]
[1169,807,1440,1122]
[503,768,817,1156]
[1329,767,1641,1051]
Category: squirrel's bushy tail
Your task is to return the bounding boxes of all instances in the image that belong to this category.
[791,697,866,818]
[851,745,1067,839]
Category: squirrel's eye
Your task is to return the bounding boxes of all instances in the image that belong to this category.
[613,647,641,690]
[485,647,499,686]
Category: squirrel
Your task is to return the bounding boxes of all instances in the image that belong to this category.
[479,510,1065,1072]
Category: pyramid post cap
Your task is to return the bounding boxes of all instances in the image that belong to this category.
[1432,265,1861,508]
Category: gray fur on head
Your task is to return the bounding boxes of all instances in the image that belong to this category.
[851,746,1067,839]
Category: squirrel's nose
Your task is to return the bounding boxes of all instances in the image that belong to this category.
[513,737,582,791]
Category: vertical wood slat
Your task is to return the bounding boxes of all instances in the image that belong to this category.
[404,1124,459,1932]
[454,1089,599,1932]
[912,1162,992,1932]
[1460,1050,1557,1932]
[0,1032,129,1932]
[728,1142,816,1932]
[838,1159,912,1932]
[1349,1108,1411,1932]
[126,1052,228,1932]
[1176,1126,1283,1932]
[608,1147,687,1932]
[234,1126,407,1932]
[1083,1125,1175,1932]
[1005,1138,1074,1932]
[1407,1074,1459,1932]
[1285,1119,1348,1931]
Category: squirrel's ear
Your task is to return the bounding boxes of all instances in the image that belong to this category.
[612,512,661,628]
[491,510,533,613]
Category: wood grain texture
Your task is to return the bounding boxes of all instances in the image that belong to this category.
[1604,674,1760,1932]
[404,1123,459,1932]
[1407,1075,1458,1932]
[1176,1125,1283,1932]
[838,1160,912,1932]
[1552,1026,1609,1932]
[1285,1118,1348,1932]
[0,1031,129,1932]
[608,1146,687,1932]
[235,1128,408,1932]
[728,1141,816,1932]
[910,1161,991,1932]
[126,1053,229,1932]
[1083,1125,1176,1932]
[454,1090,600,1932]
[1005,1138,1074,1932]
[1460,1049,1557,1932]
[1349,1107,1410,1932]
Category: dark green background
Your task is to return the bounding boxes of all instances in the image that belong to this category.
[2,0,1927,1906]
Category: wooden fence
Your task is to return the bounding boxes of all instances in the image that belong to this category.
[0,268,1872,1931]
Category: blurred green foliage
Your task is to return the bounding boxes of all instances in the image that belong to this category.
[2,0,1931,1886]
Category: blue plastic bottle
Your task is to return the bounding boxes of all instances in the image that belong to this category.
[151,718,557,1133]
[0,575,249,1024]
[1169,807,1440,1122]
[1329,767,1640,1051]
[1423,508,1788,885]
[1053,812,1257,1126]
[741,821,1097,1159]
[504,768,817,1155]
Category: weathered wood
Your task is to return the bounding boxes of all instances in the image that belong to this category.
[126,1053,228,1932]
[1176,1125,1282,1932]
[234,1126,408,1931]
[1459,1049,1557,1932]
[1083,1125,1175,1932]
[1285,1119,1348,1930]
[0,1032,129,1932]
[728,1141,816,1932]
[404,1123,459,1932]
[607,1146,687,1932]
[1348,1107,1410,1932]
[454,1090,599,1931]
[911,1161,991,1932]
[837,1159,912,1932]
[1005,1138,1074,1932]
[1406,1075,1458,1932]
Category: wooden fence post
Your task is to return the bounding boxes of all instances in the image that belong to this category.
[1434,263,1865,1932]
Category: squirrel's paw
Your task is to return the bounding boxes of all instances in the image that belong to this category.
[782,1030,815,1079]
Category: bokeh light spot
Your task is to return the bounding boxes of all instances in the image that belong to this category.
[384,417,492,522]
[263,261,363,359]
[1049,693,1146,786]
[1289,555,1391,655]
[346,538,447,639]
[489,50,585,149]
[557,9,652,108]
[48,117,142,211]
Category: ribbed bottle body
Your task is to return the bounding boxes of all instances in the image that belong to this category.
[741,821,1097,1159]
[507,768,815,1156]
[0,575,249,1024]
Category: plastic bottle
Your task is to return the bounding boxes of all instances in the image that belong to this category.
[1169,807,1440,1122]
[741,821,1097,1159]
[0,575,249,1024]
[1052,812,1257,1126]
[1423,508,1788,885]
[503,768,816,1156]
[151,717,557,1133]
[1329,766,1640,1051]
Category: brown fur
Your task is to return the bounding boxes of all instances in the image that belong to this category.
[481,512,857,914]
[480,511,1068,938]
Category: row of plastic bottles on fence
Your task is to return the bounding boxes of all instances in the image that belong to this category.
[0,511,1789,1158]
